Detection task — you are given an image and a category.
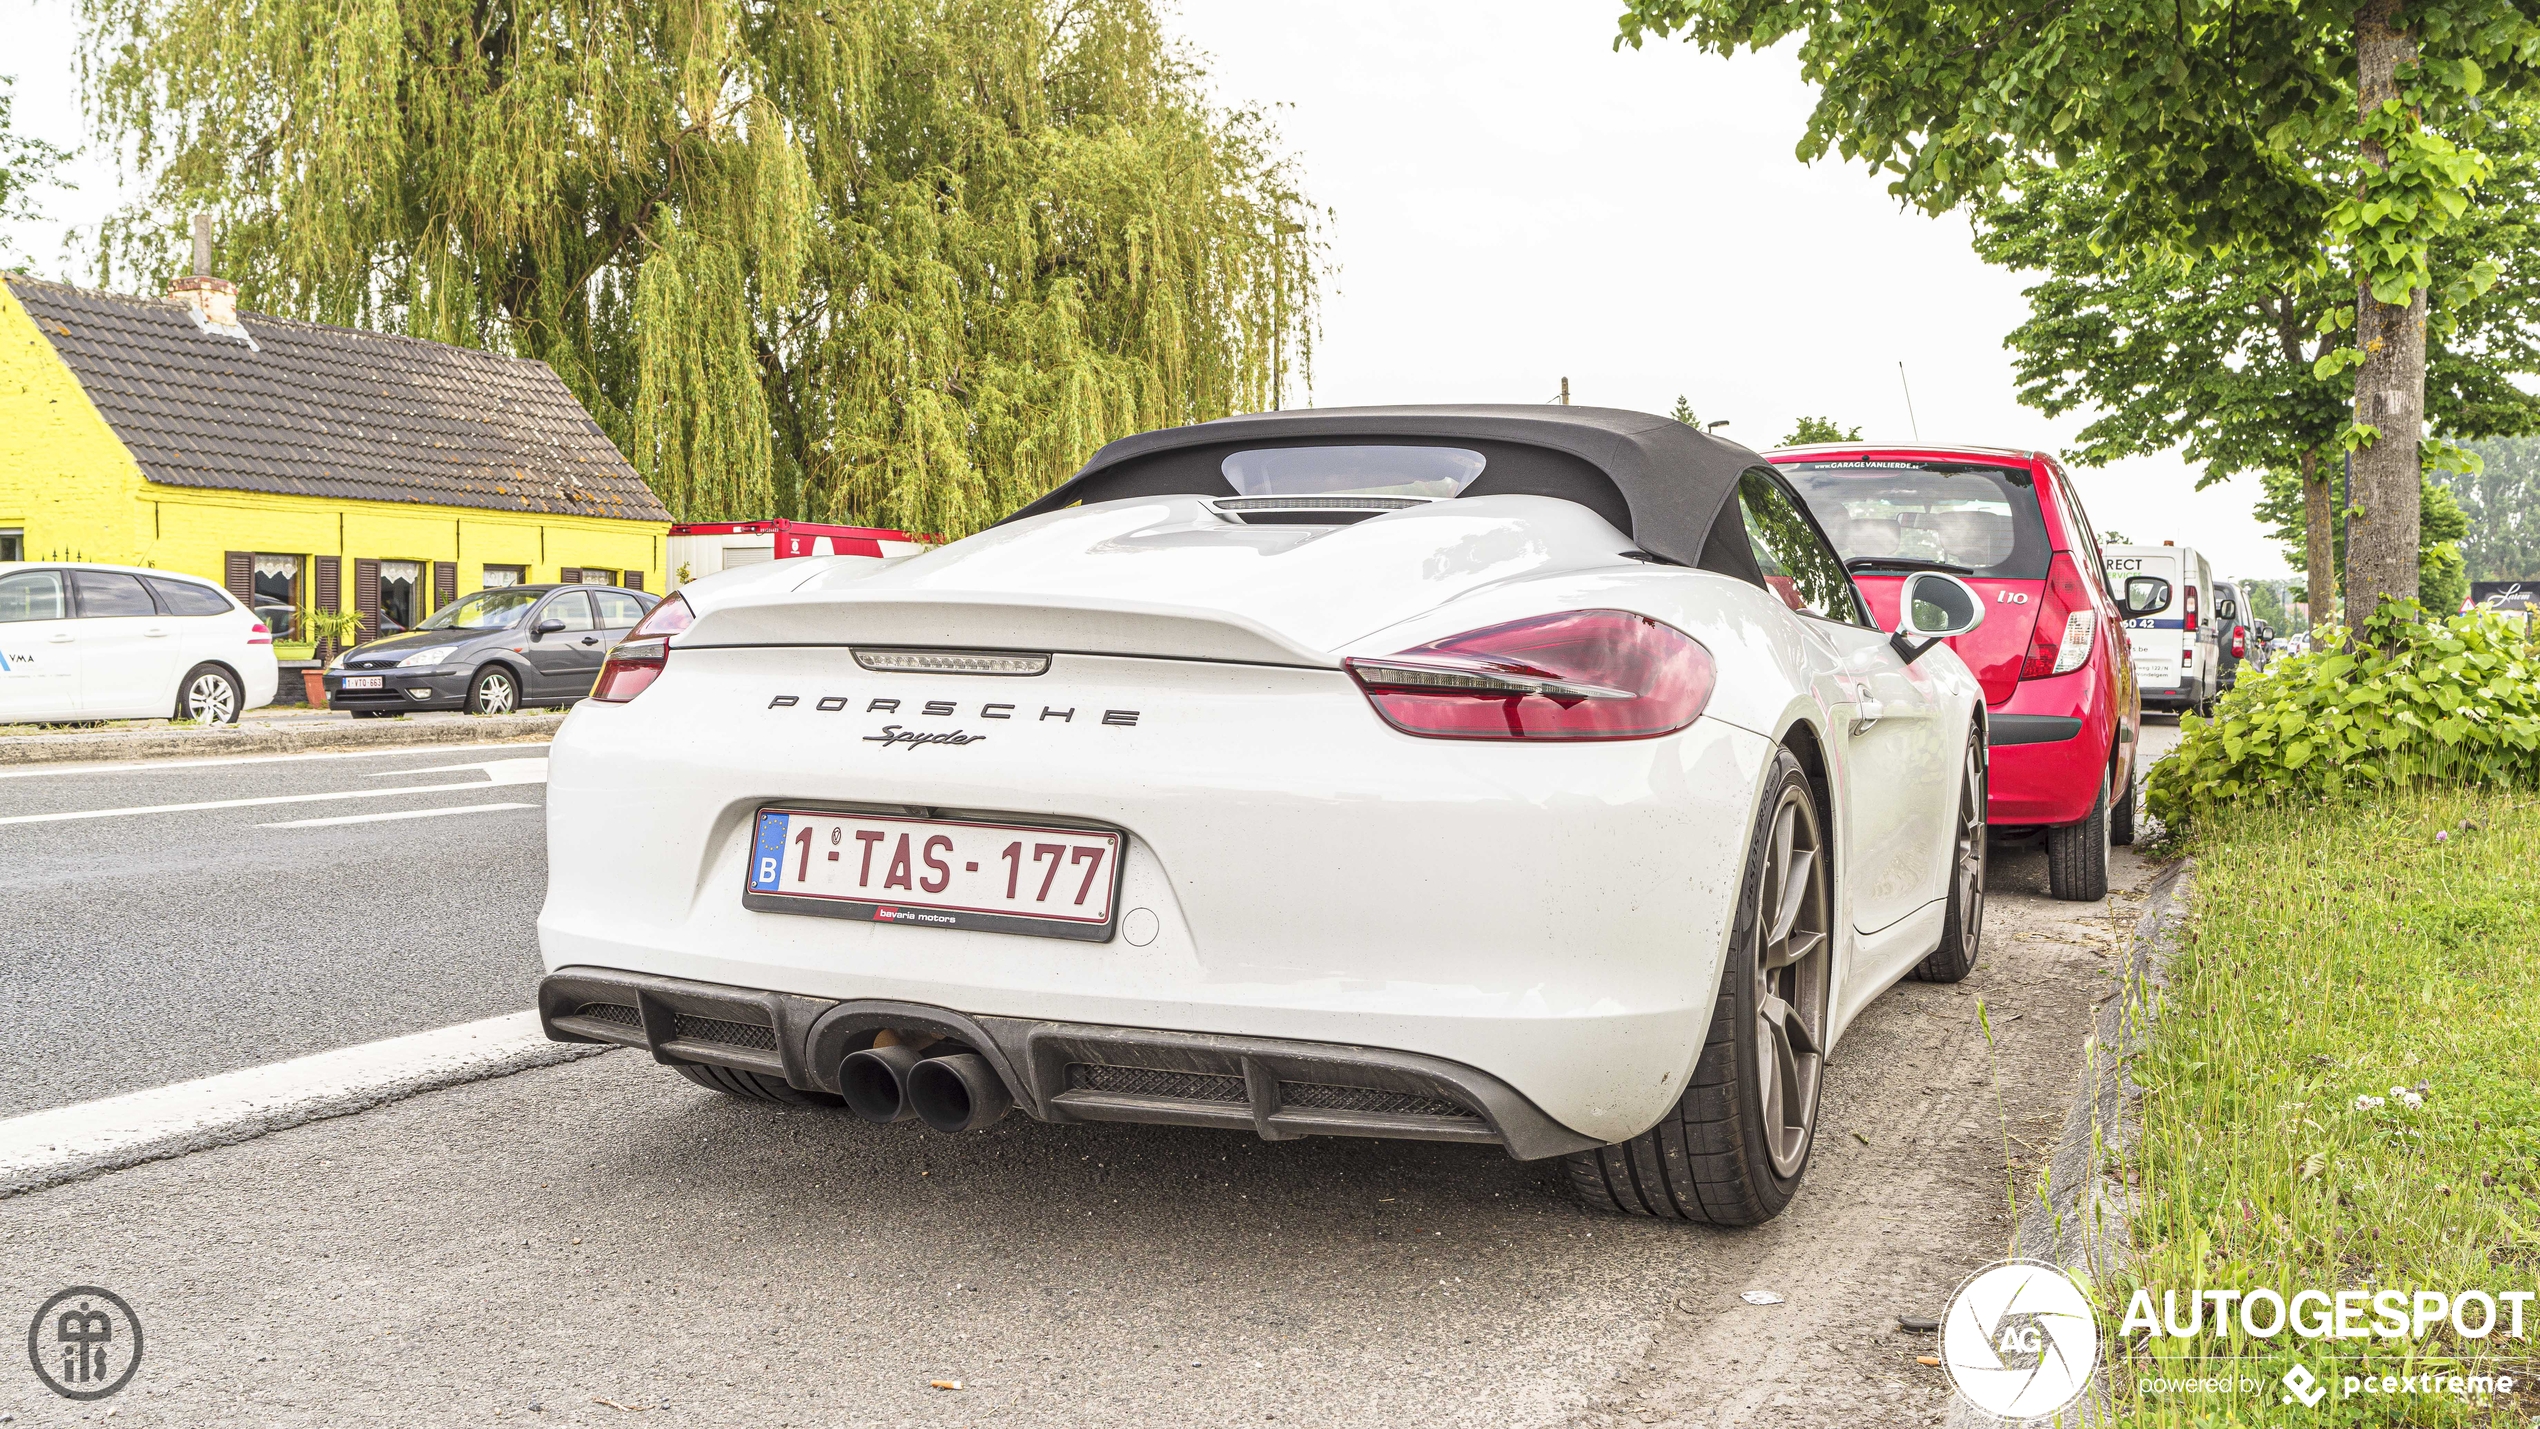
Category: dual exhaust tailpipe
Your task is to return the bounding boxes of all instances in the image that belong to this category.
[839,1044,1014,1133]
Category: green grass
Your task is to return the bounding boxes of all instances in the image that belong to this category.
[2115,789,2540,1425]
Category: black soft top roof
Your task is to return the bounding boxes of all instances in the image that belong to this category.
[1002,404,1770,588]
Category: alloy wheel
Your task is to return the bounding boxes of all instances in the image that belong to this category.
[1953,744,1988,958]
[185,673,237,724]
[1751,783,1831,1179]
[477,672,515,715]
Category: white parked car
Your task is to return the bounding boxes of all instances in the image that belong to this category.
[537,407,1990,1225]
[0,562,279,725]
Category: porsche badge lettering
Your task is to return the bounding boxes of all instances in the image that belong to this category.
[764,692,1143,736]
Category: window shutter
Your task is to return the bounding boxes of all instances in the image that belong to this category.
[312,556,342,658]
[558,567,581,585]
[224,551,255,606]
[433,560,458,607]
[354,558,381,643]
[623,570,643,592]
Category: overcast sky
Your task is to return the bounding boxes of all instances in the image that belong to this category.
[2,0,2295,580]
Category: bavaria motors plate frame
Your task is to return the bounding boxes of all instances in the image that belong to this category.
[742,805,1127,943]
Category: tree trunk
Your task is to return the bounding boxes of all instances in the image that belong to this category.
[2303,447,2337,626]
[2348,0,2428,624]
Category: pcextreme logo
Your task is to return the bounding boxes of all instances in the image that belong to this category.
[1941,1260,2100,1419]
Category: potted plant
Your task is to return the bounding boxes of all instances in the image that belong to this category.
[296,607,366,707]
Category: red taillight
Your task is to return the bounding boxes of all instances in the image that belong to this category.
[591,594,693,703]
[2184,585,2199,633]
[2231,627,2246,658]
[2019,552,2099,680]
[1343,610,1716,740]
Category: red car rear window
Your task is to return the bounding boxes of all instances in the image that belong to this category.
[1777,462,2052,580]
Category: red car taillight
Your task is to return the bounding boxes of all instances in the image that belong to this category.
[2019,552,2098,680]
[2184,584,2199,633]
[247,620,271,646]
[2231,627,2246,659]
[591,593,695,703]
[1343,610,1716,740]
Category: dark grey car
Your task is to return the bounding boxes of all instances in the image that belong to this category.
[321,585,658,716]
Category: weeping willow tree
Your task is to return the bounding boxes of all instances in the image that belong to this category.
[77,0,1320,532]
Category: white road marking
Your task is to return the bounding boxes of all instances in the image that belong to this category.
[0,779,511,826]
[0,740,553,780]
[0,1011,606,1197]
[260,801,536,829]
[368,757,549,786]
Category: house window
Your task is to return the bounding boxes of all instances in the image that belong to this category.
[0,529,21,563]
[577,568,617,586]
[253,554,302,639]
[481,565,527,588]
[378,560,422,634]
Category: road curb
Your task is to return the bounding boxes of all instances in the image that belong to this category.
[0,712,568,766]
[0,1012,611,1199]
[1945,857,2194,1429]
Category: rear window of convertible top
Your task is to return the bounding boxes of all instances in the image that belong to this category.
[1778,461,2051,581]
[1221,446,1487,499]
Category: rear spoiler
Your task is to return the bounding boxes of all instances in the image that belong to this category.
[677,590,1338,669]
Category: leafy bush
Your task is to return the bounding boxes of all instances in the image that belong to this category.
[2146,600,2540,827]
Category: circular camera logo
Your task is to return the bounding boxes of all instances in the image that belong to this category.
[26,1286,143,1402]
[1941,1259,2098,1420]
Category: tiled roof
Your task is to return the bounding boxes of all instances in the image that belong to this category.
[6,274,671,523]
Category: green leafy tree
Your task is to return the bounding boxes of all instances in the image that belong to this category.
[0,75,71,268]
[79,0,1320,535]
[1670,395,1701,426]
[2445,437,2540,579]
[1618,0,2536,623]
[1780,416,1860,445]
[1970,102,2540,625]
[2241,579,2292,631]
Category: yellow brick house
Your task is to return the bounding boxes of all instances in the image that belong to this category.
[0,271,670,661]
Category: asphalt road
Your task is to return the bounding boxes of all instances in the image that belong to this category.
[0,724,2186,1428]
[0,743,552,1117]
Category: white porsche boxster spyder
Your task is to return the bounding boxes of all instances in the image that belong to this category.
[537,406,1991,1225]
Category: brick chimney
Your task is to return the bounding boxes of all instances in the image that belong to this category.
[168,212,255,346]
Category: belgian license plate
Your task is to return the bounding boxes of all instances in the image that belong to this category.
[341,676,384,690]
[743,807,1122,942]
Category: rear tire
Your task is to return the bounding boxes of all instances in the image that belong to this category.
[673,1062,841,1106]
[1565,747,1830,1226]
[1910,728,1986,983]
[2046,783,2110,902]
[174,663,242,725]
[2110,765,2138,847]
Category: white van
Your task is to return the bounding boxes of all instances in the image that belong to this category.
[2102,543,2220,714]
[0,562,280,725]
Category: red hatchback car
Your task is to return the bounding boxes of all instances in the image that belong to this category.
[1768,444,2143,900]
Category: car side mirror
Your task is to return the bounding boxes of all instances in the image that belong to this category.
[2217,599,2238,622]
[2119,576,2171,619]
[532,618,567,639]
[1891,571,1985,662]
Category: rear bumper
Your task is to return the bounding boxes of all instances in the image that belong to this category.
[541,966,1602,1161]
[1979,664,2123,827]
[536,647,1779,1144]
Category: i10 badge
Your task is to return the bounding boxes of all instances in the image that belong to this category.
[742,807,1124,941]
